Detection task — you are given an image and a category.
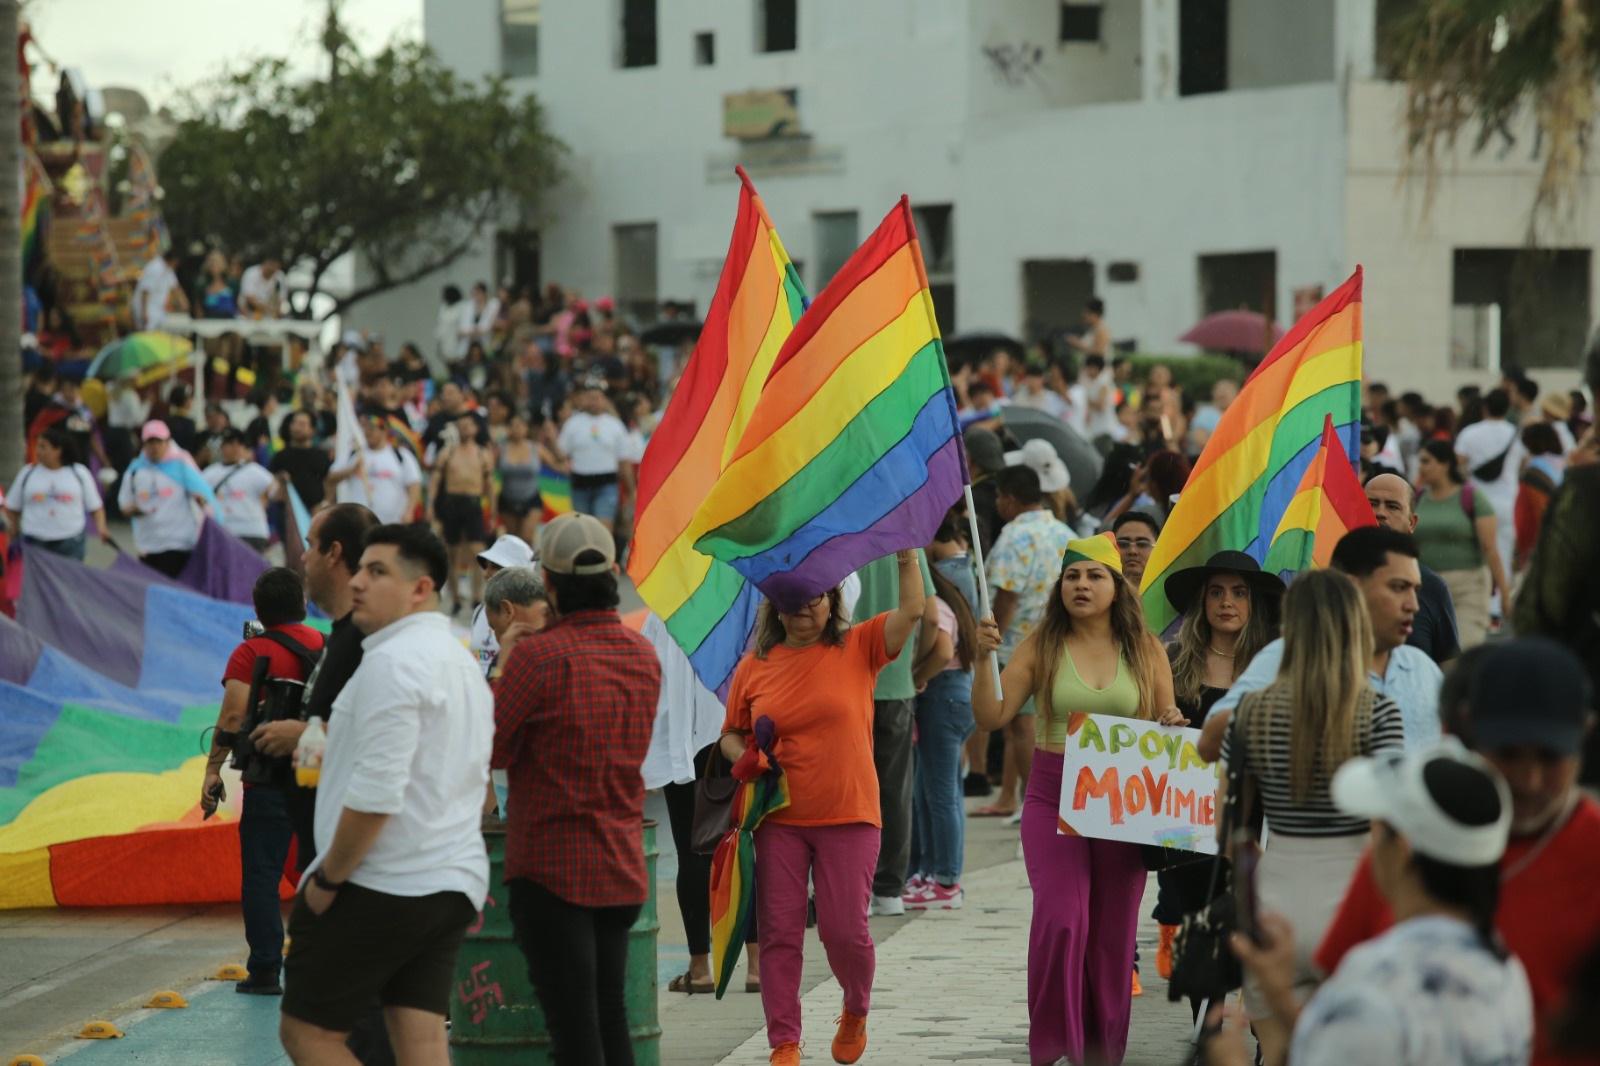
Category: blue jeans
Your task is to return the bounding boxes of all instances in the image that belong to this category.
[571,480,619,523]
[24,532,86,560]
[240,785,294,977]
[910,670,975,885]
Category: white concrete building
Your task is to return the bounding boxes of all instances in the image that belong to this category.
[351,0,1598,395]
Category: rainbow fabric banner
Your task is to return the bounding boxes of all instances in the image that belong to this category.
[707,736,790,998]
[1263,414,1377,576]
[1140,268,1364,633]
[20,151,49,278]
[692,198,964,612]
[539,462,572,522]
[628,169,807,697]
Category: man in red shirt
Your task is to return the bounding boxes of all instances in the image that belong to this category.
[201,566,325,996]
[492,512,661,1066]
[1316,638,1598,1066]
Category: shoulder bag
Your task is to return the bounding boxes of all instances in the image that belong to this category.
[690,743,739,855]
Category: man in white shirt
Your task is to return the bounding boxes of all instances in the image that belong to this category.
[556,382,632,532]
[469,534,536,677]
[1078,354,1121,441]
[1455,389,1522,586]
[1010,364,1071,422]
[239,256,286,319]
[116,420,212,577]
[328,418,422,525]
[132,250,187,331]
[203,429,277,552]
[457,281,498,357]
[279,523,492,1065]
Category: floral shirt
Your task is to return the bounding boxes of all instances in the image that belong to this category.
[1291,915,1533,1066]
[985,508,1073,661]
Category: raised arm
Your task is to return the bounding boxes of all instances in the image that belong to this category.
[882,549,926,659]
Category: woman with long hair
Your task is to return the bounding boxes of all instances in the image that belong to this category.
[1413,439,1509,648]
[4,426,109,560]
[1218,568,1406,1063]
[720,551,925,1066]
[974,532,1183,1065]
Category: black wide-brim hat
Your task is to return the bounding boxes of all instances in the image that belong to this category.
[1164,550,1286,616]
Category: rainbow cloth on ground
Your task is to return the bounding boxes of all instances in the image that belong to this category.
[1140,268,1365,633]
[693,197,965,612]
[628,169,807,697]
[1262,414,1377,575]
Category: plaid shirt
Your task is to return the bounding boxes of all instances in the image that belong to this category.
[492,609,661,907]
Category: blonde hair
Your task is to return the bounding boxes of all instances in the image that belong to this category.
[753,586,849,658]
[1169,575,1279,709]
[1032,563,1159,720]
[1257,569,1374,803]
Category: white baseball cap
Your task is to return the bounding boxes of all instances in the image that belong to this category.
[478,534,535,571]
[1003,437,1071,493]
[1331,737,1511,867]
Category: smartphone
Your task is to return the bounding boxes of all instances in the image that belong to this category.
[1232,842,1262,946]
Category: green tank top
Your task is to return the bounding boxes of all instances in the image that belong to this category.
[1039,647,1141,746]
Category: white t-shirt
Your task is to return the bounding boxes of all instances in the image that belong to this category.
[1011,386,1071,423]
[133,258,179,331]
[1455,419,1521,514]
[5,463,101,541]
[203,461,275,540]
[333,445,422,524]
[310,611,493,906]
[558,411,631,477]
[455,300,479,357]
[469,604,498,678]
[1081,371,1120,438]
[238,264,285,317]
[117,464,201,554]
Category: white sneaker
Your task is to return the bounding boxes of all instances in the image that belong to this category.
[1003,809,1023,827]
[869,894,906,917]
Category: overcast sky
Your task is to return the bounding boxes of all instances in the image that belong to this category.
[26,0,422,111]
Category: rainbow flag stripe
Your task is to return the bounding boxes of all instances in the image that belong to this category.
[628,170,807,697]
[539,462,572,522]
[1263,414,1377,575]
[1140,268,1364,632]
[21,151,49,276]
[692,198,964,611]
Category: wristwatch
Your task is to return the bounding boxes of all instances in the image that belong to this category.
[311,868,344,891]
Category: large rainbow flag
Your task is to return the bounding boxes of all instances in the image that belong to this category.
[21,151,50,279]
[1141,268,1364,633]
[1262,414,1376,576]
[628,169,807,696]
[0,546,289,908]
[692,198,964,611]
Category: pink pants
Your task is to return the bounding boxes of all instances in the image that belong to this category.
[754,821,881,1048]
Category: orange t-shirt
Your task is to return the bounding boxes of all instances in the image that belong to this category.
[721,613,893,828]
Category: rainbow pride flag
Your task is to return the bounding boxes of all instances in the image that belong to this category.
[692,198,964,611]
[707,722,790,998]
[539,462,572,522]
[628,169,806,696]
[1262,414,1376,576]
[20,151,49,278]
[1140,268,1364,633]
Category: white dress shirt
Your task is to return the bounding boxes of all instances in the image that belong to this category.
[310,611,493,906]
[238,264,285,317]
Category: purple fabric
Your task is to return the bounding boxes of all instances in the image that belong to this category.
[18,544,161,687]
[175,518,268,605]
[757,438,965,612]
[109,550,187,588]
[0,612,45,686]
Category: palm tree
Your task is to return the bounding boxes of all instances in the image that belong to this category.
[0,1,23,487]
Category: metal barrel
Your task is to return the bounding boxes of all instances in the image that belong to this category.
[448,821,660,1064]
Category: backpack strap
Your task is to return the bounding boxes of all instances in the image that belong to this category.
[259,629,321,674]
[1459,481,1477,523]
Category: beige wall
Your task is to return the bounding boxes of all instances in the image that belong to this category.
[968,0,1142,117]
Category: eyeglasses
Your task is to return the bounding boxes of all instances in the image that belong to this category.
[1115,537,1155,551]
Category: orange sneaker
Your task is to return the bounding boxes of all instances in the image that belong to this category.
[832,1010,868,1064]
[1156,923,1178,979]
[1131,968,1143,997]
[770,1042,802,1065]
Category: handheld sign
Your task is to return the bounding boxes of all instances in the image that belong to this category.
[1056,712,1221,855]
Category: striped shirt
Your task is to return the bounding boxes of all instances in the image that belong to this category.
[1220,684,1405,838]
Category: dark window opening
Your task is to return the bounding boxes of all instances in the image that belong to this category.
[1059,3,1103,43]
[501,0,540,78]
[1452,248,1591,371]
[1179,0,1228,96]
[621,0,657,68]
[758,0,798,53]
[1107,261,1140,284]
[1023,259,1096,347]
[694,31,715,66]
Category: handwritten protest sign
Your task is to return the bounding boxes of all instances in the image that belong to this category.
[1056,712,1221,854]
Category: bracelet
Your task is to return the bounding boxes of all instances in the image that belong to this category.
[311,868,344,891]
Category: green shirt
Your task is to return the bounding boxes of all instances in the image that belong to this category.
[1414,487,1493,572]
[853,552,935,701]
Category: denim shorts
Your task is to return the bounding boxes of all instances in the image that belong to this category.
[572,481,620,522]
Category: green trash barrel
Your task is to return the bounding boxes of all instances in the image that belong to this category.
[449,821,661,1064]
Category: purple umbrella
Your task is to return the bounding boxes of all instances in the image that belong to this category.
[1180,311,1284,354]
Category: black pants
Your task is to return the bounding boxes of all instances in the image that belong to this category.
[509,878,640,1066]
[662,745,756,957]
[240,786,293,977]
[141,549,191,577]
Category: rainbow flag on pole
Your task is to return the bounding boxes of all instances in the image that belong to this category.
[693,198,965,611]
[1140,268,1364,633]
[539,462,572,522]
[627,169,807,697]
[1262,414,1376,576]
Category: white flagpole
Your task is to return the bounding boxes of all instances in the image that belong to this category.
[962,484,1003,700]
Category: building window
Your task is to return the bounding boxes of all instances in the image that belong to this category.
[620,0,657,69]
[913,203,955,332]
[1179,0,1228,96]
[812,211,858,291]
[1024,260,1096,346]
[1059,3,1103,43]
[614,223,659,324]
[695,31,715,66]
[1452,248,1591,370]
[501,0,540,78]
[1197,251,1277,342]
[757,0,798,53]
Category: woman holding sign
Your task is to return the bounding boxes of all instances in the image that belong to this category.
[974,531,1183,1066]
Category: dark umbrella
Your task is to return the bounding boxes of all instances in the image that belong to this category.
[943,331,1026,368]
[1179,311,1284,354]
[640,320,703,347]
[1000,406,1103,495]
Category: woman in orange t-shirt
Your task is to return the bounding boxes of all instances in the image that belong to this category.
[721,549,925,1066]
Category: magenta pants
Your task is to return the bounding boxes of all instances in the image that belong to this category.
[754,821,881,1048]
[1021,750,1146,1065]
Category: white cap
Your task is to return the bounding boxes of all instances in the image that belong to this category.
[477,534,535,571]
[1331,737,1512,867]
[1003,437,1071,493]
[341,329,367,352]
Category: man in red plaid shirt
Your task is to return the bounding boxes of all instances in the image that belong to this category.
[492,512,661,1066]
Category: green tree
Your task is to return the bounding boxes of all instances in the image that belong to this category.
[159,40,564,318]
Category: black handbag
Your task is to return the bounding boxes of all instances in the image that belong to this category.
[1167,703,1258,1004]
[690,745,738,855]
